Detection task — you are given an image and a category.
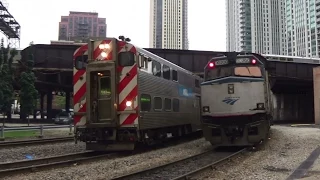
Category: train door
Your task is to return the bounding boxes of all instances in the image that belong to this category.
[86,64,117,125]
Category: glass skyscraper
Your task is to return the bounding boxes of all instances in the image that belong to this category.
[286,0,318,57]
[226,0,286,55]
[149,0,189,50]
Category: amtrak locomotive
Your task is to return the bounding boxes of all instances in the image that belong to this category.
[201,53,273,147]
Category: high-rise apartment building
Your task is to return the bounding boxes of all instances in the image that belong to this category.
[285,0,318,57]
[58,11,107,42]
[317,0,320,57]
[149,0,189,50]
[226,0,252,52]
[226,0,286,55]
[251,0,286,55]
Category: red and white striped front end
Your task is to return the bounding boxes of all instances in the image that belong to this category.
[73,38,139,151]
[73,44,88,127]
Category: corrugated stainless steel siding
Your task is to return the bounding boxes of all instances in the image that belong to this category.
[137,70,201,130]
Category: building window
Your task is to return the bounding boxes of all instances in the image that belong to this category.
[154,97,162,111]
[164,98,171,111]
[140,94,151,111]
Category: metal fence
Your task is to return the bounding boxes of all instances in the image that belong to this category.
[0,124,74,139]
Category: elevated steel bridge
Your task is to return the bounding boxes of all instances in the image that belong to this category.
[20,44,319,90]
[19,44,320,123]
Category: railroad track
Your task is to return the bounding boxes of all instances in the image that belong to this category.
[0,137,74,148]
[0,151,116,178]
[111,147,246,180]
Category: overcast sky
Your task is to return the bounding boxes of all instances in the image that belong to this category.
[5,0,226,51]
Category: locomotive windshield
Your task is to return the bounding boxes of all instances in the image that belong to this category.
[234,66,262,77]
[205,65,262,81]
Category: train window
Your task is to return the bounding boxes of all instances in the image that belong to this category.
[235,66,262,77]
[152,61,161,77]
[119,52,135,66]
[154,97,162,111]
[138,56,149,69]
[163,65,170,80]
[99,76,111,98]
[172,70,178,81]
[138,56,144,68]
[74,54,88,70]
[164,98,172,111]
[140,94,151,111]
[144,58,149,69]
[195,79,200,88]
[173,98,179,112]
[205,66,233,80]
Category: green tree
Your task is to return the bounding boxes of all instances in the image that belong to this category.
[19,53,38,123]
[0,38,17,118]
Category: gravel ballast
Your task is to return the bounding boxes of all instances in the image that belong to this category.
[0,142,86,163]
[198,125,320,180]
[3,125,318,180]
[121,151,235,180]
[4,138,212,180]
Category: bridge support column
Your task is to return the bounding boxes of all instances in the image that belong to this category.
[313,67,320,125]
[40,92,45,119]
[33,94,39,120]
[46,91,53,120]
[65,92,70,112]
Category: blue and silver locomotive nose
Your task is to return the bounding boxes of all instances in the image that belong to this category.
[201,55,266,117]
[200,53,272,147]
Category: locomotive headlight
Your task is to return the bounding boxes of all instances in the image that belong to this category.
[126,101,132,107]
[203,106,210,112]
[101,52,108,58]
[99,44,110,49]
[256,103,264,110]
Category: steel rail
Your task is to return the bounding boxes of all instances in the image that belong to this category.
[0,151,114,178]
[171,148,246,180]
[0,137,74,148]
[111,148,246,180]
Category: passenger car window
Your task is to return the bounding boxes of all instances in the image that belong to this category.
[164,98,172,111]
[172,70,178,81]
[163,65,170,80]
[152,61,161,77]
[154,97,162,110]
[140,94,151,111]
[173,98,179,112]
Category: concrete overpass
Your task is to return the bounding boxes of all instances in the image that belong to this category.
[20,44,320,123]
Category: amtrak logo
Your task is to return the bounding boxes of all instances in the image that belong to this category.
[222,97,240,105]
